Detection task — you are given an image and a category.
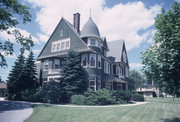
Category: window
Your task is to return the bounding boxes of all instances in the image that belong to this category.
[65,41,70,49]
[54,59,60,69]
[97,77,101,90]
[98,55,101,69]
[89,54,96,67]
[125,67,129,77]
[89,76,96,91]
[44,59,48,71]
[52,43,56,52]
[51,38,70,52]
[57,43,61,51]
[104,50,107,56]
[61,42,65,50]
[104,61,110,74]
[81,54,88,67]
[90,39,96,46]
[60,29,63,36]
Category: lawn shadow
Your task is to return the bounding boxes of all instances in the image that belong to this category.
[0,100,31,113]
[162,117,180,122]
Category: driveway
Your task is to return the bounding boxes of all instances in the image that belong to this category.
[0,100,33,122]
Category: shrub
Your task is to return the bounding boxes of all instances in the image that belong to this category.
[95,89,116,105]
[112,90,132,103]
[132,93,144,101]
[84,89,98,105]
[71,95,86,105]
[21,89,36,101]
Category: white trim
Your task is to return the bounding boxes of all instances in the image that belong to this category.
[89,53,96,68]
[98,55,101,69]
[51,38,70,52]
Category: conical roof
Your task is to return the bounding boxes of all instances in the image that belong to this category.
[81,17,100,37]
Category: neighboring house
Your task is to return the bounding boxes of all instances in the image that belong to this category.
[36,13,129,91]
[0,83,7,97]
[135,83,160,97]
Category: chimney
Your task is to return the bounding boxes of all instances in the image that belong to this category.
[73,13,80,33]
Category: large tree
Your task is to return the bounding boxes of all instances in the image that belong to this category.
[141,2,180,97]
[60,50,87,102]
[128,69,145,91]
[22,50,38,89]
[6,49,25,100]
[0,0,33,68]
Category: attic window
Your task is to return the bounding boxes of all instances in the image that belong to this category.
[60,29,63,36]
[51,38,70,52]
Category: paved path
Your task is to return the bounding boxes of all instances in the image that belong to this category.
[0,100,33,122]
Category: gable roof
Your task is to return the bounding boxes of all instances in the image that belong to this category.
[102,37,109,51]
[107,40,124,62]
[37,18,90,59]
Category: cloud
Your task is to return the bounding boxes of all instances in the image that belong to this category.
[129,63,144,69]
[26,0,161,50]
[37,33,49,42]
[0,28,39,44]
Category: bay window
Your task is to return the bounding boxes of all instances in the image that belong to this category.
[89,54,96,67]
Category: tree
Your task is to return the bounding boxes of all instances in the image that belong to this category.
[6,49,25,100]
[141,2,180,97]
[128,69,145,91]
[0,0,33,68]
[22,50,38,89]
[0,77,5,83]
[60,50,87,102]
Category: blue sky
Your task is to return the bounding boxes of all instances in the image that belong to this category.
[0,0,178,81]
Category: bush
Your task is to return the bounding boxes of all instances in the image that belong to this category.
[112,90,132,103]
[21,89,36,101]
[132,93,144,101]
[71,95,86,105]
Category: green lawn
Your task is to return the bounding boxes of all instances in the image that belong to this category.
[25,98,180,122]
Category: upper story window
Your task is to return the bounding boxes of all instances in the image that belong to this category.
[44,59,48,71]
[123,51,127,63]
[104,50,107,57]
[89,54,96,68]
[98,55,101,69]
[104,61,110,74]
[81,54,88,67]
[87,38,101,48]
[51,38,70,52]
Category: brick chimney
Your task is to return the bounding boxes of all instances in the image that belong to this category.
[73,13,80,33]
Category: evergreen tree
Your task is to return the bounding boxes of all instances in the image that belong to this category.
[22,50,38,89]
[7,49,25,100]
[60,50,87,102]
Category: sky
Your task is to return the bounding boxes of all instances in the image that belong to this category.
[0,0,178,81]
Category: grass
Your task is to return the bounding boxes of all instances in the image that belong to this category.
[25,98,180,122]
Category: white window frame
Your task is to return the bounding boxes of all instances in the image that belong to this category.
[81,54,88,67]
[44,59,48,71]
[51,38,70,52]
[48,76,61,82]
[98,55,101,69]
[89,54,96,68]
[104,61,110,74]
[89,76,96,91]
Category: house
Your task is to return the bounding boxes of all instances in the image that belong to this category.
[0,83,7,97]
[36,13,129,91]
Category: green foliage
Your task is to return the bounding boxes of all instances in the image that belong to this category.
[132,94,144,102]
[71,95,86,105]
[141,2,180,97]
[129,70,145,91]
[0,0,32,68]
[0,77,5,83]
[60,50,87,102]
[41,82,63,104]
[6,51,25,100]
[6,50,37,100]
[70,89,131,105]
[112,90,132,103]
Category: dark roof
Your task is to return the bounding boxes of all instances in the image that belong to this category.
[107,40,124,62]
[102,37,109,51]
[81,17,100,37]
[0,83,6,89]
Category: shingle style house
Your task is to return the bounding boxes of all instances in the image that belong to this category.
[36,13,129,91]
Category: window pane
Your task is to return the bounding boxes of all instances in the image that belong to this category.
[61,42,65,50]
[90,39,96,45]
